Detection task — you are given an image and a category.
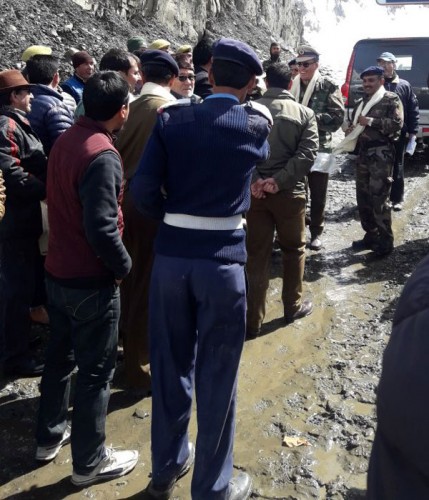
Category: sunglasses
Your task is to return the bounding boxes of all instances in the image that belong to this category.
[297,61,316,68]
[178,75,195,82]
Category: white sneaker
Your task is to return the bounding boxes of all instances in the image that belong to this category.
[36,425,71,462]
[71,447,139,487]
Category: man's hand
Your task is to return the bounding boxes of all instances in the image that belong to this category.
[251,178,280,198]
[357,115,371,127]
[115,279,122,286]
[262,178,279,194]
[251,179,267,199]
[345,125,355,136]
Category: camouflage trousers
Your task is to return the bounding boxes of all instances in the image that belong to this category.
[356,145,394,253]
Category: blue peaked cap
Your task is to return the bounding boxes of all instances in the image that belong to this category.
[360,66,384,78]
[212,37,263,76]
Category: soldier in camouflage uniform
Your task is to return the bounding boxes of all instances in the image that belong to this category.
[290,45,344,250]
[347,66,403,257]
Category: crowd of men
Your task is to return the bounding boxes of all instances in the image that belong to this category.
[0,31,421,499]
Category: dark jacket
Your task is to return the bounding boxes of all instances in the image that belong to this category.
[27,84,74,155]
[0,169,5,221]
[194,66,213,100]
[0,106,47,241]
[367,253,429,499]
[384,73,419,135]
[131,96,271,264]
[45,116,131,287]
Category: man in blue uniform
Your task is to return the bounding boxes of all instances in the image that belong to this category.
[131,37,272,500]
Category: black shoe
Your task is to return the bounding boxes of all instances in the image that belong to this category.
[352,233,378,251]
[392,202,403,211]
[246,327,261,340]
[309,237,322,251]
[227,472,252,500]
[146,442,195,499]
[373,245,393,257]
[352,238,372,251]
[3,358,44,377]
[284,300,313,325]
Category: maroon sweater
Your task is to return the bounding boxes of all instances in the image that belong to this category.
[45,116,131,287]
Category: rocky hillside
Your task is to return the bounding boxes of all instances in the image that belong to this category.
[0,0,305,72]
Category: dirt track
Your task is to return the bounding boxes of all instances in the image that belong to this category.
[1,153,429,500]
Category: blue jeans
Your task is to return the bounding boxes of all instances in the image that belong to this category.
[149,255,246,499]
[36,278,119,474]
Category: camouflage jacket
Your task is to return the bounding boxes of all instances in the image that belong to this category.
[300,76,345,153]
[351,92,404,150]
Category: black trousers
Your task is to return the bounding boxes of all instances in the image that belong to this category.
[0,238,38,368]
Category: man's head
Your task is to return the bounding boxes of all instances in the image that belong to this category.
[127,35,147,54]
[210,37,263,102]
[288,58,299,79]
[83,71,129,131]
[270,42,281,59]
[26,55,60,88]
[21,45,52,63]
[172,61,195,98]
[148,39,171,52]
[72,51,95,82]
[295,45,320,83]
[192,36,213,67]
[100,48,142,93]
[176,45,193,64]
[377,52,396,78]
[0,69,34,112]
[139,50,179,87]
[265,63,292,90]
[360,66,385,96]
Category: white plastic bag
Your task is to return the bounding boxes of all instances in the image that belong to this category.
[310,152,340,176]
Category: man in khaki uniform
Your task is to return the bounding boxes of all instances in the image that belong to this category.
[246,63,319,337]
[115,50,178,395]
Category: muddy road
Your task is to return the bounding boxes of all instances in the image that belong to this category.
[1,153,429,500]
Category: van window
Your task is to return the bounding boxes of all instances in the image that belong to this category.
[350,39,428,87]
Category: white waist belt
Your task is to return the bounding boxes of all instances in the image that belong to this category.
[164,213,244,231]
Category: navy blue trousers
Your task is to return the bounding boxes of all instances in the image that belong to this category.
[149,255,246,499]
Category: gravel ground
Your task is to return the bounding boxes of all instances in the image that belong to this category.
[1,150,429,499]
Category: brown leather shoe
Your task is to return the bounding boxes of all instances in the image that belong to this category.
[284,300,313,324]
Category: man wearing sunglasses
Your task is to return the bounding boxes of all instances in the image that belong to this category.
[290,45,344,251]
[171,60,202,102]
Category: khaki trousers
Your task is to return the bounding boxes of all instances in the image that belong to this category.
[246,192,306,331]
[120,189,159,391]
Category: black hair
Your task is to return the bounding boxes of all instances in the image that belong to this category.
[26,55,59,84]
[265,63,292,90]
[192,38,213,66]
[211,60,253,90]
[141,64,174,85]
[99,48,132,73]
[83,71,129,121]
[270,42,281,49]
